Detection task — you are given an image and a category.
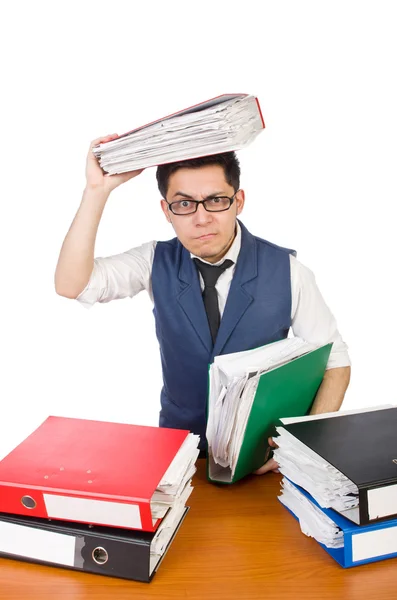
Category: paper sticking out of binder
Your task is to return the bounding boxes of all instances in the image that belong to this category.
[206,337,333,484]
[279,477,397,569]
[92,93,265,174]
[274,405,397,525]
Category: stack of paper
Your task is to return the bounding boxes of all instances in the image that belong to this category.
[92,94,265,174]
[273,426,359,514]
[274,405,397,524]
[279,477,344,548]
[150,485,193,569]
[151,432,200,520]
[276,407,397,568]
[279,475,397,568]
[206,337,321,479]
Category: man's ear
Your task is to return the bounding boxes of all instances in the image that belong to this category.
[160,199,172,223]
[236,189,245,216]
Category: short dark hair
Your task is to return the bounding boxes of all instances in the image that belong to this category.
[156,152,241,198]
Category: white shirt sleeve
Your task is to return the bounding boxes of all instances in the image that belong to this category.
[289,255,351,370]
[75,241,156,309]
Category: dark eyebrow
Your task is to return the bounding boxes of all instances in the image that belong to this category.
[172,191,227,200]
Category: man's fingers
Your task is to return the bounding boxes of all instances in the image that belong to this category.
[253,458,279,475]
[268,436,279,449]
[104,167,145,180]
[89,133,119,151]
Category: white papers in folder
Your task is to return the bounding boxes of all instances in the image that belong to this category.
[151,483,193,553]
[274,406,395,518]
[92,95,264,174]
[273,427,359,513]
[150,433,200,520]
[156,433,200,494]
[206,337,317,475]
[279,478,344,548]
[149,484,193,574]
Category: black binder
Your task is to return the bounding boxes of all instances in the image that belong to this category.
[0,508,189,582]
[282,407,397,525]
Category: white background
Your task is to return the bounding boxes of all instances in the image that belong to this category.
[1,1,396,456]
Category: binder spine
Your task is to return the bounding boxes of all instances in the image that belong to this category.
[0,484,155,532]
[0,508,190,582]
[0,484,49,519]
[343,531,354,567]
[80,533,151,582]
[349,521,397,566]
[358,487,369,525]
[0,533,152,582]
[254,97,266,128]
[139,502,156,532]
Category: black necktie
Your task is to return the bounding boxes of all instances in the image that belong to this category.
[193,258,234,344]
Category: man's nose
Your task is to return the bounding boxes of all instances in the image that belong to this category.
[193,203,213,225]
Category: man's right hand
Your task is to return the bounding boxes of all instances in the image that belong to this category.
[86,133,144,193]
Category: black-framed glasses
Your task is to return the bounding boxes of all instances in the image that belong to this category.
[166,191,239,216]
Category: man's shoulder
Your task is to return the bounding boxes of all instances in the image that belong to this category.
[156,235,179,247]
[239,220,297,258]
[152,236,181,264]
[154,235,180,253]
[252,232,297,258]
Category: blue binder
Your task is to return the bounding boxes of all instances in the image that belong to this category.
[280,480,397,568]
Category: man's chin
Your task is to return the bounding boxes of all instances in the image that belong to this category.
[189,243,220,259]
[196,247,221,260]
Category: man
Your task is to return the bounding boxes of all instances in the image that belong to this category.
[55,133,351,474]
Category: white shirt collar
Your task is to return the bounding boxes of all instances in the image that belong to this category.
[190,221,241,266]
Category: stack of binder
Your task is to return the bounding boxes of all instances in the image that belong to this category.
[92,93,265,174]
[0,416,200,582]
[275,406,397,567]
[206,337,333,483]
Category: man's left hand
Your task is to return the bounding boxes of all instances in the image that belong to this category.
[252,437,280,475]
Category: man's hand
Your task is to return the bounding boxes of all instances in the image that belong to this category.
[252,437,280,475]
[86,134,144,193]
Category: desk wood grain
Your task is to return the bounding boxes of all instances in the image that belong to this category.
[1,460,397,600]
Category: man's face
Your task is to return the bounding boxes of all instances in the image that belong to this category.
[160,165,245,263]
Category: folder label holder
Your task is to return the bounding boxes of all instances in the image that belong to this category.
[351,524,397,562]
[43,494,143,529]
[0,520,78,567]
[367,483,397,520]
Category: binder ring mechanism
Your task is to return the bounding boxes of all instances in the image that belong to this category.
[21,495,37,509]
[92,547,109,565]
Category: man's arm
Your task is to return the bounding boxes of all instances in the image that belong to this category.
[54,184,110,298]
[253,257,352,475]
[54,134,143,298]
[309,366,351,414]
[254,365,351,475]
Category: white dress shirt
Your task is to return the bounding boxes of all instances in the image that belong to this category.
[76,222,351,370]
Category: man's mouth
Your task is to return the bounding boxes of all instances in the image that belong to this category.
[196,233,216,240]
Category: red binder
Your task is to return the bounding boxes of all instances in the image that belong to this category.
[0,416,190,532]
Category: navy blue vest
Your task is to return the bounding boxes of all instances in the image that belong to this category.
[151,220,296,449]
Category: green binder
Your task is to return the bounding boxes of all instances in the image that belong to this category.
[207,342,333,484]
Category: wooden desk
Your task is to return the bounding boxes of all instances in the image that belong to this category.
[1,460,396,600]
